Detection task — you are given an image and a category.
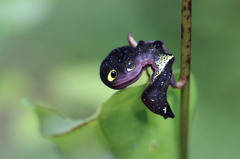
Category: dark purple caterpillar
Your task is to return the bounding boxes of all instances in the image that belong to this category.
[100,40,175,119]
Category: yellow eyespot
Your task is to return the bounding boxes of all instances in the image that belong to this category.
[107,70,117,82]
[126,61,136,72]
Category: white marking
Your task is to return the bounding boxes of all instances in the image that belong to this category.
[163,107,167,114]
[153,54,174,78]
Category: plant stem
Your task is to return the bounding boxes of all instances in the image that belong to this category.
[179,0,192,159]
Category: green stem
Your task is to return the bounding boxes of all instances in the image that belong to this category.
[179,0,192,159]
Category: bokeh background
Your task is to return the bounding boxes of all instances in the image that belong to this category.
[0,0,240,159]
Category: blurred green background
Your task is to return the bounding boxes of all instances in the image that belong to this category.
[0,0,240,159]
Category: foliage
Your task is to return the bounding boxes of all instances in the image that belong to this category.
[28,73,197,159]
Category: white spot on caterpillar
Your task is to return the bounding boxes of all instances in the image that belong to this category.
[163,107,167,114]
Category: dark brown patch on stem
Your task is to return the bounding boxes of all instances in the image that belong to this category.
[183,6,186,11]
[186,74,190,81]
[188,2,192,12]
[186,54,191,64]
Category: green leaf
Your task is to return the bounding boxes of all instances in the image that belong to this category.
[28,73,197,159]
[99,73,197,159]
[34,105,101,137]
[53,120,115,159]
[27,102,115,159]
[99,83,179,159]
